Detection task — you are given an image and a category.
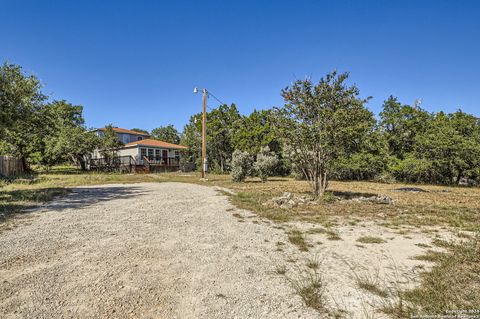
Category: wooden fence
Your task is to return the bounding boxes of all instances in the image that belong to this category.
[0,156,24,177]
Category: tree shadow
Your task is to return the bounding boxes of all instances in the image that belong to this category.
[0,186,147,222]
[330,190,378,199]
[40,186,148,212]
[243,177,291,184]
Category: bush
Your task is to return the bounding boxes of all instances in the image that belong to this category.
[231,150,253,182]
[389,156,438,183]
[254,146,279,182]
[330,152,387,180]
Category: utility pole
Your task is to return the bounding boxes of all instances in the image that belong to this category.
[194,87,210,179]
[201,88,207,179]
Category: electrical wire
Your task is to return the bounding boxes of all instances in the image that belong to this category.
[207,91,225,106]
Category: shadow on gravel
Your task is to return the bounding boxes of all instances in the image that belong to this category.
[1,186,147,222]
[46,186,148,212]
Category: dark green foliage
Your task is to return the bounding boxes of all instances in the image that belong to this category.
[41,100,99,170]
[98,125,123,165]
[0,63,47,170]
[0,63,98,171]
[232,109,280,155]
[330,152,387,181]
[181,104,241,173]
[379,96,432,159]
[387,110,480,184]
[151,124,180,144]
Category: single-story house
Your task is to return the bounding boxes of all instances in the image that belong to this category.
[91,127,187,171]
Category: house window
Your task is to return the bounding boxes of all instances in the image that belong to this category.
[140,148,147,159]
[148,149,154,160]
[155,149,160,160]
[137,136,143,141]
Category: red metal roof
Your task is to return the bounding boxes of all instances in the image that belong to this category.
[125,139,187,149]
[98,127,150,136]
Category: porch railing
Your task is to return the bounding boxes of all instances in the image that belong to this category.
[89,155,136,172]
[140,156,180,166]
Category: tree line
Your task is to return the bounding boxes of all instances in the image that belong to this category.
[0,63,181,171]
[179,72,480,196]
[2,62,479,197]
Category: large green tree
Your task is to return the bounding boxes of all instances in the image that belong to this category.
[413,111,480,184]
[180,114,202,167]
[151,124,180,144]
[0,63,48,170]
[232,109,279,155]
[379,96,432,159]
[206,104,241,173]
[98,125,124,165]
[181,104,241,173]
[274,71,374,197]
[42,101,98,170]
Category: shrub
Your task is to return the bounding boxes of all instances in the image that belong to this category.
[390,156,438,183]
[231,149,253,182]
[330,152,387,180]
[254,146,279,182]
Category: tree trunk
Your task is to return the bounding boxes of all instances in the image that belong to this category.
[79,158,87,171]
[318,165,328,197]
[20,156,29,172]
[313,173,320,198]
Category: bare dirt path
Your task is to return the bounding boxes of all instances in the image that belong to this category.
[0,182,319,319]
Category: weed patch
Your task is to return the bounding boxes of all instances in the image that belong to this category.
[357,236,386,244]
[287,229,309,252]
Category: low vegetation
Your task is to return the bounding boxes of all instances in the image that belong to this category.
[287,229,309,252]
[2,169,479,315]
[289,269,327,312]
[382,234,480,316]
[357,236,386,244]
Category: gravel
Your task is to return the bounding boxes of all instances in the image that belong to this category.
[0,182,319,319]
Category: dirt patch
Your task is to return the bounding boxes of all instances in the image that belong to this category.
[0,183,318,318]
[0,181,456,318]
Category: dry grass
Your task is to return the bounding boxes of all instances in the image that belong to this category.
[382,234,480,316]
[275,265,287,275]
[289,269,327,312]
[4,169,479,230]
[305,256,322,270]
[357,236,386,244]
[221,177,480,231]
[3,168,479,314]
[287,229,309,252]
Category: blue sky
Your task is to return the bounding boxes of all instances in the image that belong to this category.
[1,0,479,131]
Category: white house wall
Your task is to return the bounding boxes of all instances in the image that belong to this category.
[117,147,139,158]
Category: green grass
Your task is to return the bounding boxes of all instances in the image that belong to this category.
[356,236,386,244]
[0,187,70,222]
[287,229,309,252]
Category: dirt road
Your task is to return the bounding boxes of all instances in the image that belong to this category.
[0,183,318,318]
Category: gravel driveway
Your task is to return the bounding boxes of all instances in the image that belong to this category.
[0,182,318,319]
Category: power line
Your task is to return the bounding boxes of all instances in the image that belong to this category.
[207,91,225,106]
